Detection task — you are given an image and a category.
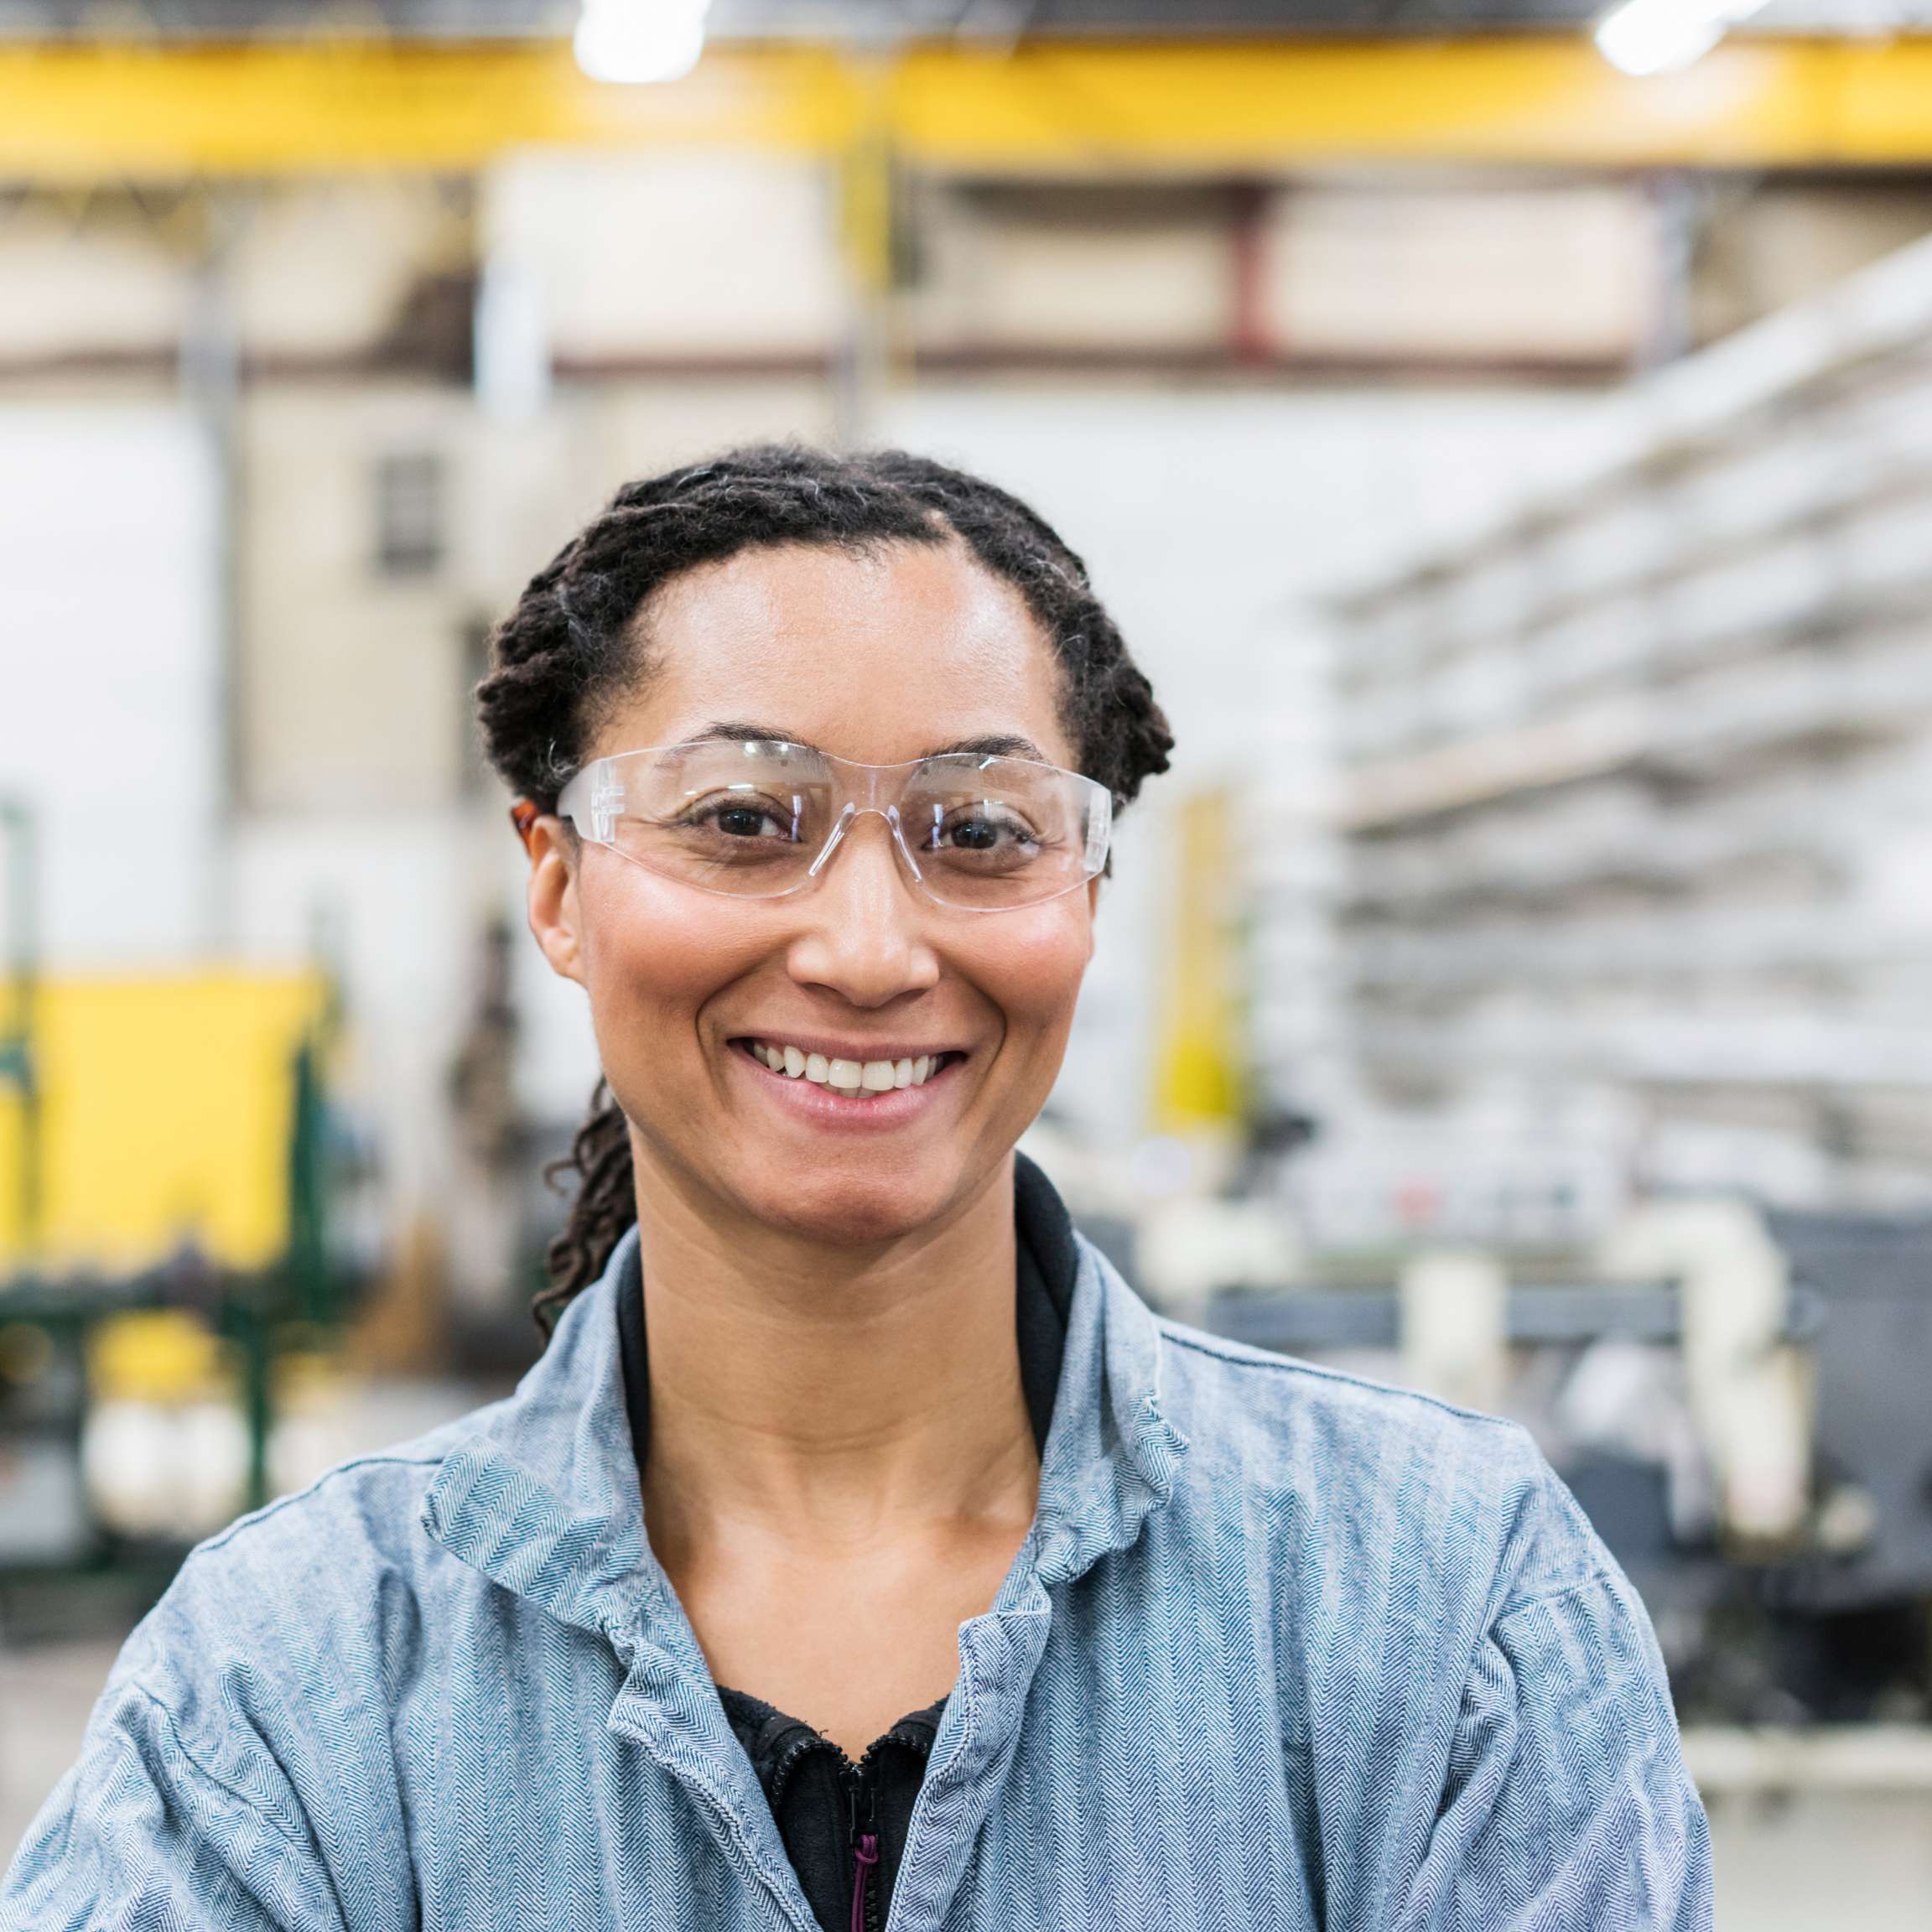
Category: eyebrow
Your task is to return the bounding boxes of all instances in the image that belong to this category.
[692,721,1049,764]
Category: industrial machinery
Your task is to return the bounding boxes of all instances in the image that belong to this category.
[1198,1193,1932,1725]
[0,800,373,1628]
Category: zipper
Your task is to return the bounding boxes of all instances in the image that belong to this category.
[850,1696,942,1932]
[846,1763,881,1932]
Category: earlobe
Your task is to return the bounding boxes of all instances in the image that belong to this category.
[525,820,588,986]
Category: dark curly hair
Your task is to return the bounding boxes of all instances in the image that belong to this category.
[475,442,1172,1340]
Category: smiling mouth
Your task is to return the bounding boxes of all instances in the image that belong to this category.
[733,1037,963,1098]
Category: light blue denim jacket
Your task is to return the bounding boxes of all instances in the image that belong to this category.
[6,1223,1712,1930]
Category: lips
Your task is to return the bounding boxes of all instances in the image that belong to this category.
[735,1037,963,1098]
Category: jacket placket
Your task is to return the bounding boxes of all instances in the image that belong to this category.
[881,1568,1057,1932]
[601,1615,828,1932]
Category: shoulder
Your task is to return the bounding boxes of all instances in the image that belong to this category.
[1150,1316,1612,1619]
[184,1402,485,1578]
[103,1405,498,1738]
[10,1420,501,1914]
[1150,1311,1534,1477]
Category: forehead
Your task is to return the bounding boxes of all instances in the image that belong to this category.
[588,539,1072,767]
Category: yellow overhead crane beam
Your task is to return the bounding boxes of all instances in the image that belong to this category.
[2,37,1932,179]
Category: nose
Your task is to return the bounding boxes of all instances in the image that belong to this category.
[785,811,940,1007]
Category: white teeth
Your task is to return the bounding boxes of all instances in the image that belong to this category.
[751,1041,949,1093]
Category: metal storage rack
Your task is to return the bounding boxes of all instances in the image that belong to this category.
[1327,229,1932,1208]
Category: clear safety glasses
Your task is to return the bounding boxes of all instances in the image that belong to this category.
[548,737,1112,912]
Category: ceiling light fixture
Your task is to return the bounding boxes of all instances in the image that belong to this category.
[1593,0,1771,75]
[574,0,712,85]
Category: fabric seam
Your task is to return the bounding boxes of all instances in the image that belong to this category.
[120,1680,320,1862]
[1156,1324,1530,1432]
[190,1450,448,1556]
[1493,1568,1622,1631]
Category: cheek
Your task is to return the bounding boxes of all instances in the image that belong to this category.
[575,867,767,1052]
[955,899,1094,1057]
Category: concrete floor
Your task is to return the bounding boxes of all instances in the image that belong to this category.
[6,1634,1932,1924]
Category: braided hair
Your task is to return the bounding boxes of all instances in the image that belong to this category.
[475,442,1173,1340]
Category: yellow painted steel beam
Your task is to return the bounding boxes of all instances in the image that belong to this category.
[897,39,1932,169]
[2,37,1932,181]
[0,42,865,180]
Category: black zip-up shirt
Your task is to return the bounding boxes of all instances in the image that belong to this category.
[615,1155,1077,1932]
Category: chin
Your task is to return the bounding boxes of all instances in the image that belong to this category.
[730,1154,974,1249]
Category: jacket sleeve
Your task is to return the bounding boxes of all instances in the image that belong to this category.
[1393,1563,1714,1932]
[1,1675,350,1932]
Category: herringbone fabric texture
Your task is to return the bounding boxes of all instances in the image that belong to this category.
[4,1223,1711,1930]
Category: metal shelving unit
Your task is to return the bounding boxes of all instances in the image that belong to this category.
[1324,229,1932,1213]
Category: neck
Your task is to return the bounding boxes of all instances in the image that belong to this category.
[631,1150,1038,1550]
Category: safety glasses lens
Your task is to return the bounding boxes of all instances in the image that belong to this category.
[575,743,1107,908]
[898,756,1098,909]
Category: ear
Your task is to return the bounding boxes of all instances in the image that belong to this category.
[525,816,588,986]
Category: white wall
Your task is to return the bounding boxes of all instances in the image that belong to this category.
[480,152,846,363]
[231,180,470,361]
[239,382,475,813]
[0,403,221,966]
[0,216,189,364]
[1260,184,1657,363]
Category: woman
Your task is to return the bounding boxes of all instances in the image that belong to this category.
[6,445,1711,1930]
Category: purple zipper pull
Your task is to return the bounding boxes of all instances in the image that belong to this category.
[849,1830,880,1932]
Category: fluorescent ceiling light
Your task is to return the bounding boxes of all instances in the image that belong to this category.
[1593,0,1771,75]
[574,0,711,85]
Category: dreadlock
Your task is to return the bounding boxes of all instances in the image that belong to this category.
[475,442,1173,1341]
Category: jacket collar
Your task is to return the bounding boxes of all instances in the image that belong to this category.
[418,1164,1190,1647]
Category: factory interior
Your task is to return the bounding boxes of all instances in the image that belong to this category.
[4,1,1932,1923]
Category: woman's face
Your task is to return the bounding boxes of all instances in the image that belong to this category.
[526,538,1097,1247]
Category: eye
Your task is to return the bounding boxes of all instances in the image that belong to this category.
[713,803,785,839]
[673,792,804,843]
[945,816,1005,850]
[925,803,1042,860]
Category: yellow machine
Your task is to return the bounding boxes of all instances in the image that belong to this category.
[1,802,350,1577]
[0,969,331,1274]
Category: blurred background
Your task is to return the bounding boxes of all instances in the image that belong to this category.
[4,1,1932,1919]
